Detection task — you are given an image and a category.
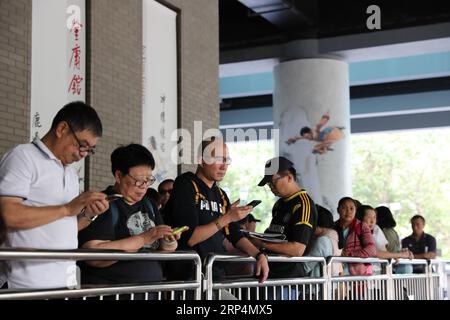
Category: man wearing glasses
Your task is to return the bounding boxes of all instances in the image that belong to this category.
[0,101,108,289]
[254,157,317,283]
[78,144,178,293]
[163,137,269,290]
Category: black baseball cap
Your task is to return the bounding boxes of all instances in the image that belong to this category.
[238,213,261,225]
[258,156,294,187]
[247,213,261,223]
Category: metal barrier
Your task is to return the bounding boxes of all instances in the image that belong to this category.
[1,248,449,300]
[204,255,449,300]
[327,257,391,300]
[0,248,202,300]
[429,259,450,300]
[441,260,450,300]
[391,259,437,300]
[429,260,442,300]
[204,254,327,300]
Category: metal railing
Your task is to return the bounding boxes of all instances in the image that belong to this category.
[204,254,448,300]
[1,248,448,300]
[204,254,327,300]
[441,260,450,300]
[391,259,429,300]
[430,259,450,300]
[327,257,391,300]
[0,248,202,300]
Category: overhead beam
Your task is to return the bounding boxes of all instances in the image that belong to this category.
[220,22,450,64]
[238,0,316,29]
[351,111,450,133]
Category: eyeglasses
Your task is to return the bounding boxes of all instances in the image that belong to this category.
[267,174,287,188]
[127,173,156,188]
[159,189,173,195]
[203,156,232,165]
[67,122,96,155]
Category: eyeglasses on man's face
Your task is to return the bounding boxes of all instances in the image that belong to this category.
[127,173,156,188]
[67,122,96,156]
[267,174,287,188]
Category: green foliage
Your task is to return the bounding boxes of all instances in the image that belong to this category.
[352,129,450,258]
[220,140,277,232]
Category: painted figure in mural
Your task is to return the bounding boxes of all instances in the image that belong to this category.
[286,111,345,154]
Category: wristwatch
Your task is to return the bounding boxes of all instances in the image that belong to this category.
[255,250,267,261]
[260,243,267,252]
[214,219,222,231]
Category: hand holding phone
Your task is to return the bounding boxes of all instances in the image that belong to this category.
[172,226,189,236]
[247,200,262,208]
[106,194,123,202]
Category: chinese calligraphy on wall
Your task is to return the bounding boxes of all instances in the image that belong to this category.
[68,19,83,95]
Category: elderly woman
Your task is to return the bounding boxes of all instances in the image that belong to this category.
[78,144,178,290]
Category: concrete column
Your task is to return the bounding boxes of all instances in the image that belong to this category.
[273,58,351,216]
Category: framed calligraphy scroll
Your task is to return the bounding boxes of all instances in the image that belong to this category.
[142,0,178,186]
[30,0,86,191]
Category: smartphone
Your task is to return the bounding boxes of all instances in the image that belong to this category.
[172,226,189,236]
[106,194,123,202]
[247,200,262,208]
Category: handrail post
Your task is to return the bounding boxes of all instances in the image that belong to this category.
[386,259,394,300]
[324,256,332,301]
[442,261,449,300]
[204,254,215,300]
[194,255,202,300]
[435,261,444,300]
[426,259,433,300]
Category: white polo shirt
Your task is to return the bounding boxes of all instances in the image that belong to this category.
[0,139,79,289]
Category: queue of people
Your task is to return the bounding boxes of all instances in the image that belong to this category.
[0,101,438,297]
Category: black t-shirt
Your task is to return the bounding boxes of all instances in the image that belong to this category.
[402,233,437,273]
[78,186,165,285]
[163,172,244,279]
[266,190,317,278]
[401,233,437,254]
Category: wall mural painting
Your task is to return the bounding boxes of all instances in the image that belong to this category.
[280,107,346,212]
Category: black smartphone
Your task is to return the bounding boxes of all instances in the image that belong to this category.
[106,194,123,202]
[247,200,262,208]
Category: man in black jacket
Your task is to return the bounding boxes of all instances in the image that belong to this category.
[164,137,269,283]
[255,157,317,279]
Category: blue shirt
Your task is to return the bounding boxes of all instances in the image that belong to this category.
[302,236,333,277]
